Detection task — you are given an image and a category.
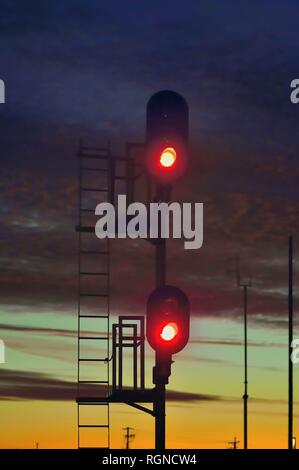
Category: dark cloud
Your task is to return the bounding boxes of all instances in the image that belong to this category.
[0,369,76,401]
[0,323,74,337]
[189,337,285,348]
[166,390,220,402]
[0,179,298,327]
[0,369,222,403]
[1,1,299,330]
[4,324,284,348]
[1,368,294,404]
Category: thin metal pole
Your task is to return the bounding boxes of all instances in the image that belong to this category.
[288,236,293,450]
[154,195,166,449]
[243,285,248,450]
[118,323,123,390]
[156,238,166,287]
[77,138,83,449]
[155,378,166,449]
[123,426,135,449]
[112,325,117,391]
[154,237,166,450]
[133,325,138,389]
[140,318,145,390]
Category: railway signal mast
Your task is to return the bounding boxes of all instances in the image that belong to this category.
[145,91,190,449]
[76,90,190,450]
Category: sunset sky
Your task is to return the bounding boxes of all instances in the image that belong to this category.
[0,0,299,449]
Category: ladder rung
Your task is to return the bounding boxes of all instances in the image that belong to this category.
[80,293,108,297]
[81,145,109,152]
[79,336,109,340]
[76,397,108,403]
[82,167,108,172]
[76,397,109,406]
[79,358,108,362]
[114,175,129,181]
[78,425,109,428]
[78,380,108,384]
[78,153,108,161]
[79,315,109,319]
[80,272,108,276]
[76,225,94,233]
[80,250,108,255]
[80,187,107,192]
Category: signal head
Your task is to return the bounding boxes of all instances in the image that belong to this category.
[146,91,189,185]
[146,285,190,355]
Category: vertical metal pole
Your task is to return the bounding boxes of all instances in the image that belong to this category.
[119,323,123,390]
[156,238,166,287]
[107,141,112,449]
[243,285,248,450]
[112,325,117,391]
[146,175,152,206]
[154,194,166,450]
[108,149,115,205]
[155,377,166,450]
[77,138,83,449]
[288,236,293,450]
[140,318,145,390]
[133,325,138,390]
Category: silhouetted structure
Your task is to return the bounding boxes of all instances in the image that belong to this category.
[288,236,293,450]
[237,265,251,450]
[76,140,112,448]
[123,427,135,449]
[228,437,240,449]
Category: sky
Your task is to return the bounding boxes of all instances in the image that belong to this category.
[0,0,299,449]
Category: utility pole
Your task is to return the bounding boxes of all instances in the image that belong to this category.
[288,236,293,450]
[228,437,240,449]
[237,265,251,450]
[123,427,135,450]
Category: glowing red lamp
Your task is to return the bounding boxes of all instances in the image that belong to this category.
[160,322,178,341]
[159,147,176,168]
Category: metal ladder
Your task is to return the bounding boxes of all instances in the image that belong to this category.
[76,140,113,449]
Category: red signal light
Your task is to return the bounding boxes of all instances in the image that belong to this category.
[146,90,188,185]
[160,322,178,341]
[146,285,190,354]
[160,147,176,168]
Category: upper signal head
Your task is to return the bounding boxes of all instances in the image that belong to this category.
[146,90,189,185]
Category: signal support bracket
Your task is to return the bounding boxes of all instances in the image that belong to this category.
[153,355,173,385]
